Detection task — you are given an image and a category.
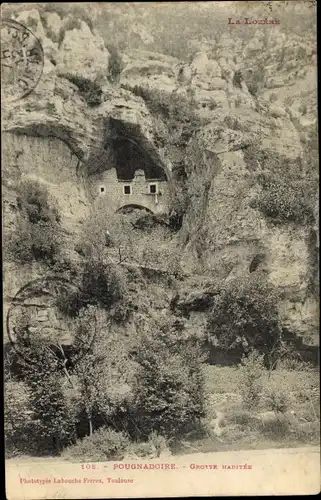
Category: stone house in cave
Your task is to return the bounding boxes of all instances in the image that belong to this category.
[90,135,170,215]
[93,167,169,214]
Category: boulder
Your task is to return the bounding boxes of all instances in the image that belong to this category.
[191,51,209,74]
[56,21,110,80]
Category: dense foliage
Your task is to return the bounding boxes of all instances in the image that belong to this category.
[252,175,315,224]
[244,146,318,225]
[55,259,126,317]
[5,305,206,457]
[8,180,61,264]
[107,45,125,83]
[6,319,77,454]
[207,273,281,356]
[130,320,206,440]
[81,260,125,308]
[4,380,35,456]
[3,1,318,460]
[60,73,103,107]
[238,350,265,409]
[62,427,130,462]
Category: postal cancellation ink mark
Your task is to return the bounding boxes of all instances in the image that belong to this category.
[1,19,44,103]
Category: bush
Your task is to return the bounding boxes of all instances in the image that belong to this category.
[131,329,205,439]
[144,87,197,124]
[62,427,130,462]
[55,260,126,316]
[147,431,170,456]
[28,375,76,453]
[8,180,61,264]
[131,86,200,147]
[81,207,135,262]
[252,175,315,225]
[61,73,103,107]
[127,432,170,458]
[261,418,291,439]
[109,296,133,323]
[11,318,78,454]
[31,223,60,262]
[4,380,36,457]
[81,260,125,309]
[290,421,320,443]
[207,274,281,355]
[208,99,218,110]
[107,45,124,83]
[238,350,265,409]
[55,289,85,318]
[141,243,183,277]
[224,115,242,131]
[243,62,265,97]
[277,357,315,371]
[247,81,259,96]
[221,407,260,431]
[126,441,156,459]
[263,382,290,414]
[16,180,60,224]
[233,70,243,88]
[9,222,60,264]
[244,147,317,225]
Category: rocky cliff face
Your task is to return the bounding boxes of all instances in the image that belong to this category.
[2,7,318,346]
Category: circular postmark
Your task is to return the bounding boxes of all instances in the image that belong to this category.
[6,277,83,352]
[1,19,44,103]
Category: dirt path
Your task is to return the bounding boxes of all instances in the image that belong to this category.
[6,446,320,498]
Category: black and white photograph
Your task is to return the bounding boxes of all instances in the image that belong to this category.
[2,1,319,497]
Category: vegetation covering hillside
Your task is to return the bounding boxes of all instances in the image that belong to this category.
[3,2,319,461]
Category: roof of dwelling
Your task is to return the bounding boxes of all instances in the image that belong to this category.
[117,177,164,183]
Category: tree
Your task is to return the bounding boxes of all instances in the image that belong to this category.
[107,45,125,83]
[131,318,206,439]
[238,350,265,409]
[207,273,281,356]
[81,259,126,309]
[245,147,317,225]
[13,317,76,453]
[4,380,35,456]
[71,306,135,437]
[28,372,76,452]
[60,73,102,107]
[81,207,135,263]
[8,180,61,264]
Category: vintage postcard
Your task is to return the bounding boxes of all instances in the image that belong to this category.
[2,1,319,498]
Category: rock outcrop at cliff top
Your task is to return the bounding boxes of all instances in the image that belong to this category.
[2,10,318,345]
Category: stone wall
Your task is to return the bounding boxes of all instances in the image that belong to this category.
[89,167,169,215]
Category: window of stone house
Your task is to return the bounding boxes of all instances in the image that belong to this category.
[149,184,157,194]
[100,186,105,194]
[124,185,131,195]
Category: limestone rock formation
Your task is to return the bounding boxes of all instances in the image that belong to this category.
[2,8,318,348]
[56,20,110,80]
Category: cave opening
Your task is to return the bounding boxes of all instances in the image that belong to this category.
[111,136,167,181]
[101,117,169,182]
